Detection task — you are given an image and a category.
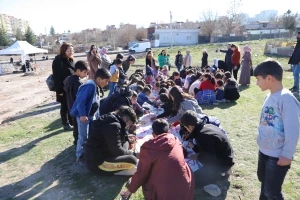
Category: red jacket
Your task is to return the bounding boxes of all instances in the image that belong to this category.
[200,80,216,91]
[128,133,195,200]
[231,49,241,66]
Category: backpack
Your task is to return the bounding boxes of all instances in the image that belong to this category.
[46,74,55,91]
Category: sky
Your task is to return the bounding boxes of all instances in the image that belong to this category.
[0,0,297,34]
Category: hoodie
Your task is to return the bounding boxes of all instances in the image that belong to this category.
[128,133,195,200]
[63,75,82,111]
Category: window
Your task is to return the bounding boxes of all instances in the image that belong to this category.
[187,36,192,40]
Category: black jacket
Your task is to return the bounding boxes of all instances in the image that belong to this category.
[175,54,183,66]
[224,79,240,101]
[63,75,82,111]
[85,114,133,168]
[52,55,75,102]
[188,123,234,166]
[201,52,208,68]
[288,40,300,65]
[122,60,130,73]
[157,100,175,119]
[146,57,156,67]
[118,67,127,86]
[217,60,229,72]
[220,49,233,64]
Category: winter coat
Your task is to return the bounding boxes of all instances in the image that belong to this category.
[158,54,169,68]
[87,52,102,79]
[128,133,195,200]
[184,53,192,67]
[52,55,75,102]
[63,75,82,111]
[288,40,300,65]
[85,114,133,169]
[220,49,233,64]
[231,49,241,67]
[175,54,183,66]
[201,52,208,67]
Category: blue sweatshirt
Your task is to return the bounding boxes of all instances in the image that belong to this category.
[70,80,100,119]
[257,89,300,159]
[137,92,155,106]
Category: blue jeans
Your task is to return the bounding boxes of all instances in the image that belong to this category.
[108,82,117,96]
[257,152,290,200]
[76,117,91,159]
[292,64,300,89]
[176,64,182,72]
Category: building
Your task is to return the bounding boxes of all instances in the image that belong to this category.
[0,13,29,35]
[154,29,200,47]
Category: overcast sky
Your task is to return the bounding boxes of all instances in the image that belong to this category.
[0,0,297,34]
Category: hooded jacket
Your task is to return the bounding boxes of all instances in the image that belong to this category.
[63,75,82,111]
[85,113,133,169]
[128,133,195,200]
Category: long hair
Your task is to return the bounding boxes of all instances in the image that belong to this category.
[203,73,215,85]
[169,86,194,112]
[59,43,73,59]
[160,49,166,56]
[89,45,95,53]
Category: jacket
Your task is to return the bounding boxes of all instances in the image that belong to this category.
[87,53,102,79]
[85,113,133,169]
[158,54,169,67]
[288,40,300,65]
[128,133,195,200]
[109,65,119,83]
[70,80,99,118]
[63,75,82,111]
[52,55,75,102]
[224,79,240,101]
[231,49,241,66]
[220,49,233,64]
[118,67,127,86]
[146,58,156,68]
[137,92,155,107]
[184,54,192,67]
[201,52,208,67]
[122,60,130,73]
[217,60,229,72]
[175,54,183,66]
[157,100,174,118]
[167,98,203,124]
[188,123,234,166]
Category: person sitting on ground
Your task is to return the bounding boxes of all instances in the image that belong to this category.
[151,93,175,121]
[120,119,195,200]
[180,110,234,186]
[131,91,150,117]
[63,61,88,147]
[189,72,203,97]
[136,85,144,94]
[212,58,228,72]
[224,78,240,101]
[167,86,203,125]
[170,71,182,87]
[195,73,217,105]
[85,106,138,175]
[161,65,169,77]
[183,69,193,92]
[137,87,157,107]
[71,68,111,162]
[216,80,225,102]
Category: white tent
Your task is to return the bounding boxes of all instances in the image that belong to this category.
[0,40,48,55]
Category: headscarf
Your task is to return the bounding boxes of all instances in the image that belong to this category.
[213,58,218,67]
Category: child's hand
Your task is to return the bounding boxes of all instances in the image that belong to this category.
[187,142,194,149]
[277,156,292,166]
[80,116,88,123]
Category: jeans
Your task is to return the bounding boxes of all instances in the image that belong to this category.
[108,82,117,96]
[292,64,300,89]
[257,151,290,200]
[72,117,78,146]
[233,64,240,81]
[76,117,91,159]
[176,64,182,72]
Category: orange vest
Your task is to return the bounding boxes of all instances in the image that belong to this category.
[110,69,119,83]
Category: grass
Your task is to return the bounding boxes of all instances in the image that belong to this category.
[0,40,299,200]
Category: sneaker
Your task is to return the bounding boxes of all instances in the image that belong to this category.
[63,124,73,131]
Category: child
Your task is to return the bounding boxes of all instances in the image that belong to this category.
[145,65,154,84]
[161,65,169,77]
[71,68,111,162]
[214,72,224,84]
[254,59,300,199]
[137,87,157,107]
[108,58,122,96]
[152,66,159,78]
[183,70,193,92]
[156,93,175,119]
[63,61,88,146]
[215,80,225,102]
[195,74,216,105]
[131,91,150,117]
[171,71,182,87]
[224,78,240,101]
[136,85,144,94]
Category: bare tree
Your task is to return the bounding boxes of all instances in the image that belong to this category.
[282,10,298,36]
[135,28,147,40]
[200,10,218,42]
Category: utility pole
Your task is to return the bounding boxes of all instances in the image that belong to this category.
[170,11,173,48]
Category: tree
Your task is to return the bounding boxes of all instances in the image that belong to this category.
[282,10,298,36]
[25,26,36,45]
[135,28,147,40]
[50,26,55,36]
[200,10,218,42]
[15,28,24,40]
[0,25,9,46]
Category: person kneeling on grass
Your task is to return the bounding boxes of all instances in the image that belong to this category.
[180,110,234,186]
[84,106,138,176]
[121,119,195,200]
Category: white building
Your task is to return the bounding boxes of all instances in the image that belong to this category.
[155,29,199,47]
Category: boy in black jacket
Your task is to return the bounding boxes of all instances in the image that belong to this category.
[63,61,88,147]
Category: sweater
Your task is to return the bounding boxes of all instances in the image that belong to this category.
[200,80,216,91]
[63,75,82,111]
[258,89,300,159]
[288,40,300,65]
[87,53,102,79]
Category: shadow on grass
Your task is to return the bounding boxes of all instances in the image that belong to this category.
[239,85,251,92]
[2,104,60,124]
[202,101,238,111]
[0,146,127,200]
[0,129,64,164]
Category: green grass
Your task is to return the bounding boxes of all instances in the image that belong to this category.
[0,41,299,200]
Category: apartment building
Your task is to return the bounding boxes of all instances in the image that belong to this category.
[0,13,29,35]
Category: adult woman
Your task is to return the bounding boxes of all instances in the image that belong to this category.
[122,55,136,73]
[184,50,192,68]
[99,47,111,70]
[87,45,102,79]
[158,50,169,70]
[175,51,183,72]
[145,51,156,69]
[239,45,252,86]
[167,87,203,124]
[52,43,75,130]
[231,44,241,81]
[201,49,208,68]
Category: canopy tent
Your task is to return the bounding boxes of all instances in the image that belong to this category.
[0,41,48,64]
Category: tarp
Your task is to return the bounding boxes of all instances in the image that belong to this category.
[0,41,48,55]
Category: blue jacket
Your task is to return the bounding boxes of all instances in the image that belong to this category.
[137,92,154,106]
[71,80,97,118]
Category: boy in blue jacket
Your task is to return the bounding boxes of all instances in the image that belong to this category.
[137,87,157,107]
[71,68,111,162]
[254,59,300,200]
